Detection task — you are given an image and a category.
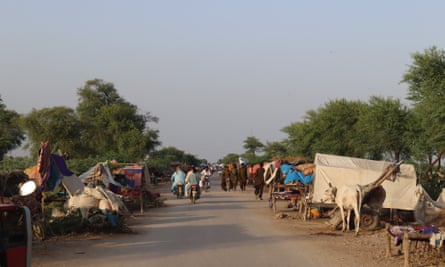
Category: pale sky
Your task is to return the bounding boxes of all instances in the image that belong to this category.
[1,1,444,162]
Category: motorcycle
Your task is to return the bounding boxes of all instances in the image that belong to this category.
[176,183,184,199]
[202,175,210,192]
[190,185,199,204]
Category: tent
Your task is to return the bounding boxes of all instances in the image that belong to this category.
[24,142,84,197]
[115,164,150,189]
[312,153,418,211]
[79,163,122,188]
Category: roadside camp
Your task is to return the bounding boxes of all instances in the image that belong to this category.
[6,142,165,240]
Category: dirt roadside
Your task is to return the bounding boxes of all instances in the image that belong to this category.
[32,182,445,267]
[269,207,445,267]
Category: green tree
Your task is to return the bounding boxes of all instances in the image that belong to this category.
[287,99,365,158]
[76,79,159,160]
[401,46,445,179]
[263,140,288,159]
[281,120,313,158]
[0,97,25,160]
[220,153,240,164]
[354,96,412,161]
[20,106,80,157]
[243,136,264,158]
[148,146,201,172]
[144,128,161,155]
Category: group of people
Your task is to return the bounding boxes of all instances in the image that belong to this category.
[220,162,266,200]
[170,166,212,197]
[220,162,248,192]
[169,161,271,201]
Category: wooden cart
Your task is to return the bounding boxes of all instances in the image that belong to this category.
[269,183,308,214]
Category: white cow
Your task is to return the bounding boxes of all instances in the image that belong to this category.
[325,183,364,236]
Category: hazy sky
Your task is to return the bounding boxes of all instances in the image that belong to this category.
[1,1,444,162]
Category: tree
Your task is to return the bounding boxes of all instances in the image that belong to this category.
[401,46,445,179]
[0,97,25,160]
[21,106,80,157]
[281,120,313,158]
[220,153,240,164]
[243,136,264,158]
[76,79,159,160]
[148,146,201,171]
[143,128,161,155]
[20,79,160,162]
[354,96,412,161]
[263,140,288,159]
[284,99,365,158]
[402,47,445,150]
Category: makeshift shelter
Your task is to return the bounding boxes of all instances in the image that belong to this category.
[25,142,83,197]
[114,163,151,189]
[312,153,418,211]
[79,163,122,188]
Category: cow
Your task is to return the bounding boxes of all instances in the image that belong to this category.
[325,182,364,236]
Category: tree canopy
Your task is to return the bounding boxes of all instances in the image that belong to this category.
[402,47,445,155]
[0,97,25,160]
[20,79,160,162]
[354,96,412,161]
[401,46,445,182]
[20,106,80,157]
[243,136,264,158]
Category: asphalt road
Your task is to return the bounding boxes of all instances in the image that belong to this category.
[32,176,327,267]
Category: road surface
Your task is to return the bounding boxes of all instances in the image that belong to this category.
[32,176,334,267]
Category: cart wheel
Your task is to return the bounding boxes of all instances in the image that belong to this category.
[360,211,380,231]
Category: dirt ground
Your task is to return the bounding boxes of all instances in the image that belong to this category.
[270,208,445,267]
[32,182,445,267]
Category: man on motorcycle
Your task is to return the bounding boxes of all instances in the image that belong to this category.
[171,166,186,193]
[200,166,211,189]
[185,167,200,198]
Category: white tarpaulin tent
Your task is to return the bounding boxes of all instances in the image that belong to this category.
[313,153,419,211]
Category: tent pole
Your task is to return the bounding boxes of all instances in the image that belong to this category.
[41,192,45,223]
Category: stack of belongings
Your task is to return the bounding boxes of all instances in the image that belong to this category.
[66,185,129,226]
[33,142,129,227]
[282,161,315,185]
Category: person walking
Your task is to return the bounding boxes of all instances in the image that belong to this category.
[222,165,231,191]
[230,163,238,191]
[238,163,248,191]
[254,162,265,200]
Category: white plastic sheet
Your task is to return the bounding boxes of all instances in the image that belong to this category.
[313,153,418,210]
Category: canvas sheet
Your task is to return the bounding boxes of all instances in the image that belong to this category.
[62,174,85,197]
[79,163,121,187]
[312,153,418,210]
